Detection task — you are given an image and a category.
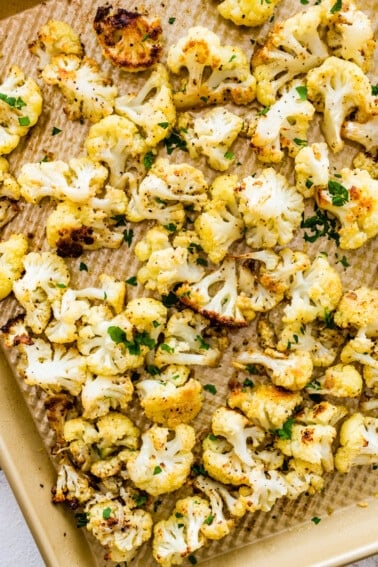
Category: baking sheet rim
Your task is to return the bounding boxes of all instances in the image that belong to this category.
[1,350,378,567]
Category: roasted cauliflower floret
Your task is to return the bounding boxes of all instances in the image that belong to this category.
[316,168,378,249]
[307,363,362,398]
[96,412,140,457]
[167,26,256,109]
[127,424,196,496]
[194,173,244,264]
[85,114,147,188]
[335,413,378,472]
[12,251,70,333]
[228,383,303,431]
[154,309,221,368]
[115,64,176,148]
[52,463,94,506]
[81,374,134,419]
[17,338,88,396]
[306,56,373,153]
[29,20,84,68]
[252,5,328,106]
[236,168,304,248]
[294,142,329,198]
[136,365,203,427]
[283,255,343,325]
[42,54,117,122]
[340,335,378,393]
[152,495,211,567]
[93,5,162,72]
[18,156,109,204]
[250,81,315,163]
[342,115,378,157]
[85,495,152,563]
[0,233,28,300]
[126,158,207,226]
[334,287,378,336]
[178,107,243,171]
[0,65,43,155]
[217,0,282,27]
[234,347,313,391]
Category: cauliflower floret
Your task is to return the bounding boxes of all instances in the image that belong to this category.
[85,496,152,563]
[252,5,328,106]
[237,466,288,513]
[152,496,211,567]
[236,168,304,248]
[42,54,117,122]
[283,255,343,325]
[0,158,21,228]
[335,413,378,472]
[115,64,176,148]
[45,289,90,344]
[352,151,378,180]
[250,81,315,163]
[0,65,43,155]
[307,56,373,152]
[176,258,247,327]
[339,335,378,393]
[63,416,100,470]
[77,305,149,375]
[294,142,329,198]
[202,435,251,486]
[296,400,348,427]
[334,287,378,336]
[81,375,134,419]
[306,363,362,398]
[137,365,203,427]
[85,114,147,189]
[89,448,132,479]
[234,347,313,391]
[52,463,94,506]
[96,412,140,457]
[46,199,125,257]
[93,5,162,72]
[135,227,205,295]
[124,297,167,336]
[127,424,195,496]
[126,157,207,225]
[275,422,337,473]
[178,107,243,171]
[17,338,88,396]
[0,233,28,300]
[228,383,303,431]
[324,0,376,73]
[316,168,378,249]
[18,157,109,204]
[12,251,70,333]
[167,26,255,109]
[29,20,84,68]
[194,174,244,264]
[154,309,221,368]
[217,0,282,27]
[342,115,378,157]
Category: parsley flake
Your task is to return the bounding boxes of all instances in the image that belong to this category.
[224,150,234,160]
[75,512,89,527]
[372,85,378,96]
[123,228,134,247]
[79,262,88,272]
[126,276,138,286]
[168,16,176,24]
[143,150,155,170]
[295,85,308,100]
[196,335,210,350]
[327,179,349,206]
[164,130,187,154]
[293,137,308,147]
[204,383,217,395]
[311,516,321,524]
[52,126,62,136]
[275,418,294,440]
[158,121,170,129]
[330,0,342,13]
[102,507,112,519]
[153,465,162,475]
[18,116,30,127]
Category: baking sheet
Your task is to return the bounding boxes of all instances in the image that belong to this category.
[0,0,378,565]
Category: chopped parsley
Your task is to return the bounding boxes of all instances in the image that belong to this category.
[126,276,138,286]
[168,16,176,24]
[311,516,321,524]
[161,291,179,307]
[295,85,308,100]
[164,129,188,154]
[52,126,62,136]
[191,463,208,476]
[79,262,88,272]
[196,335,210,350]
[111,214,127,226]
[196,257,208,266]
[275,418,294,440]
[372,85,378,96]
[228,54,237,62]
[327,179,349,206]
[102,507,112,519]
[301,205,340,245]
[123,228,134,247]
[143,150,155,170]
[153,466,162,475]
[133,493,148,508]
[300,0,309,4]
[188,555,197,565]
[330,0,342,13]
[204,514,214,525]
[336,254,350,267]
[75,512,89,527]
[245,364,258,374]
[0,93,26,108]
[158,121,170,129]
[146,365,161,376]
[160,343,175,353]
[107,326,156,355]
[243,378,255,388]
[204,383,217,395]
[18,115,30,126]
[164,223,177,232]
[224,150,234,160]
[324,308,334,329]
[293,137,308,147]
[258,105,270,116]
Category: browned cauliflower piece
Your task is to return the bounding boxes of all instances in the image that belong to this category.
[93,6,162,72]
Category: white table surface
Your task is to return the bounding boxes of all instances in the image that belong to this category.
[1,469,377,567]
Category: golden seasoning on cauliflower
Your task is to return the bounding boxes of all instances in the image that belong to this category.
[217,0,282,27]
[178,107,244,171]
[115,64,176,148]
[81,374,134,420]
[52,462,94,506]
[93,5,162,72]
[307,57,373,153]
[136,364,203,427]
[167,26,256,109]
[334,287,378,334]
[42,54,117,122]
[340,336,378,393]
[252,5,328,106]
[152,495,211,567]
[29,20,84,68]
[342,115,378,158]
[250,81,315,163]
[0,233,28,300]
[234,347,313,391]
[194,173,244,264]
[85,495,152,563]
[306,363,362,398]
[316,168,378,249]
[127,423,196,496]
[228,383,303,431]
[0,65,43,155]
[335,413,378,473]
[95,412,140,457]
[236,168,304,248]
[294,142,329,198]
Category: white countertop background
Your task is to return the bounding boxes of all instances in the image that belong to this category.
[1,469,377,567]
